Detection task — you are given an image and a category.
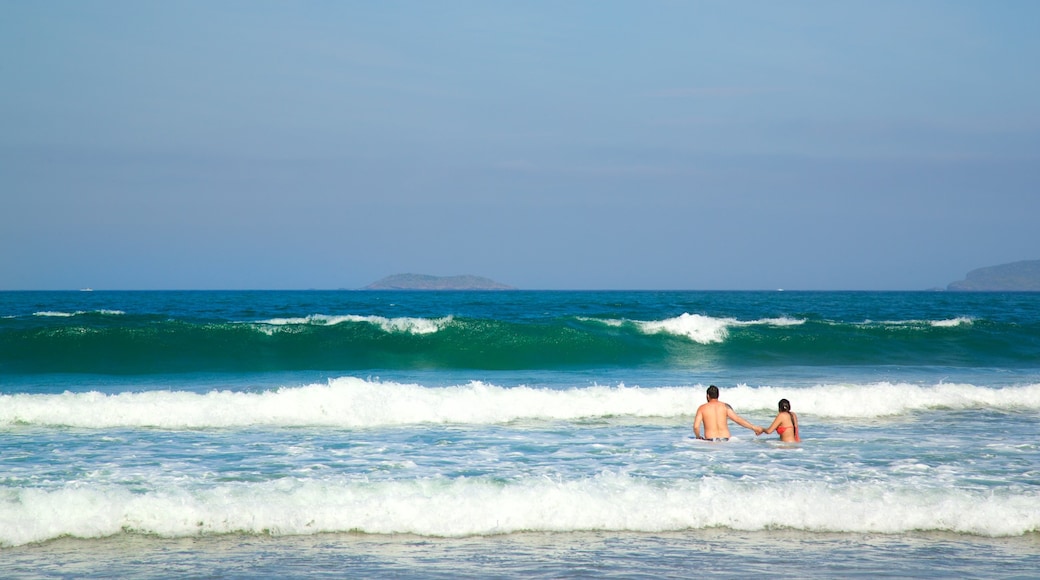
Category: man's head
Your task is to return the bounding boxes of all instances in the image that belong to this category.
[706,385,719,400]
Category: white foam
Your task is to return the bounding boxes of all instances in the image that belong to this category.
[636,313,732,343]
[0,379,697,429]
[3,379,1039,429]
[708,381,1040,418]
[855,317,974,328]
[31,310,125,317]
[633,313,805,344]
[744,381,1040,418]
[2,474,1036,546]
[739,316,806,327]
[931,317,974,327]
[254,314,452,334]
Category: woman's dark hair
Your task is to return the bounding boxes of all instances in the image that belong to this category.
[778,398,791,413]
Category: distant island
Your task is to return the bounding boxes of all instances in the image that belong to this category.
[362,274,516,290]
[947,259,1040,291]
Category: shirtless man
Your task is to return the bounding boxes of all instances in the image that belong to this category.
[693,385,763,441]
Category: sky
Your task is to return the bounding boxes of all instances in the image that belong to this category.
[2,0,1038,290]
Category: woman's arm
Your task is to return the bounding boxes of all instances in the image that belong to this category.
[763,414,782,435]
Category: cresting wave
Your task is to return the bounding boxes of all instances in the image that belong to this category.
[5,311,1038,373]
[2,474,1037,547]
[252,314,453,335]
[3,379,1040,429]
[31,310,126,317]
[6,311,972,334]
[589,313,805,344]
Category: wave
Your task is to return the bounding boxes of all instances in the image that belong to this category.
[2,473,1036,547]
[3,378,1039,429]
[4,311,1037,373]
[627,313,804,344]
[583,313,806,344]
[31,310,126,317]
[852,317,975,328]
[930,317,974,327]
[726,381,1040,417]
[252,315,453,335]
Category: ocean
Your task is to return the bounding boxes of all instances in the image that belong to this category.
[1,290,1038,578]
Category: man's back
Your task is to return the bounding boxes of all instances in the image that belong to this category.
[693,385,762,440]
[696,400,733,439]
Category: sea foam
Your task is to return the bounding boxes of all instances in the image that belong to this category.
[2,474,1036,547]
[31,310,125,317]
[253,314,452,335]
[3,379,1039,429]
[633,313,804,344]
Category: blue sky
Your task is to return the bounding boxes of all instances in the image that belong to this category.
[2,1,1038,290]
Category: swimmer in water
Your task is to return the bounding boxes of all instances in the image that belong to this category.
[693,385,764,441]
[763,398,800,442]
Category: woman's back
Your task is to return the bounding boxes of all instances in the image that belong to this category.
[768,399,801,442]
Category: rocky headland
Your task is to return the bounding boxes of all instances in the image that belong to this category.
[947,259,1040,291]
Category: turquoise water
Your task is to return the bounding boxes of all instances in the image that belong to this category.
[4,291,1040,374]
[2,291,1039,577]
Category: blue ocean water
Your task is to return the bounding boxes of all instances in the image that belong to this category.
[2,290,1039,578]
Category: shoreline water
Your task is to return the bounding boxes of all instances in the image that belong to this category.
[4,530,1039,579]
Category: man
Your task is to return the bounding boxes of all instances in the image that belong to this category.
[693,385,763,441]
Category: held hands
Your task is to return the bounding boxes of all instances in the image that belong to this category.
[753,426,764,436]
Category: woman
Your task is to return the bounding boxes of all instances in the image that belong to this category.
[763,398,800,442]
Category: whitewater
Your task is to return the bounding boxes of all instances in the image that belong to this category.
[4,377,1040,428]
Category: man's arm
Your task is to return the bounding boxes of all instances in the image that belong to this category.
[693,408,704,439]
[727,408,762,434]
